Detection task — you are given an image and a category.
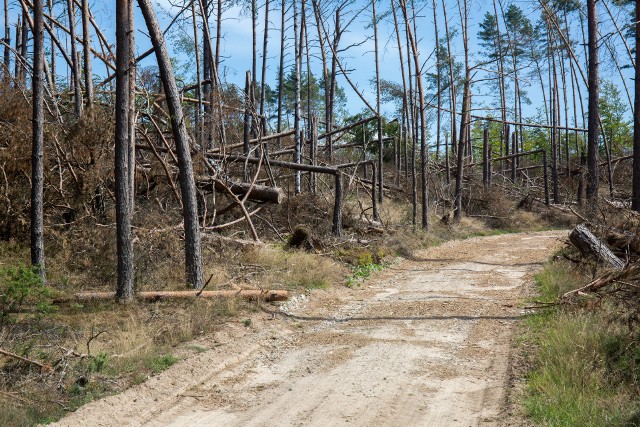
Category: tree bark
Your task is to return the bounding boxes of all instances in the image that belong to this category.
[31,0,46,283]
[586,0,599,207]
[401,0,428,230]
[138,0,204,289]
[3,0,9,81]
[569,224,624,270]
[81,0,92,109]
[372,0,383,204]
[66,0,83,118]
[115,0,133,300]
[633,0,640,212]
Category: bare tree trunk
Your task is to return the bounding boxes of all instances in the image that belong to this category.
[48,0,57,94]
[442,0,457,164]
[191,1,203,145]
[293,0,302,193]
[372,0,383,203]
[453,0,470,224]
[215,0,222,71]
[66,0,82,117]
[127,0,136,210]
[404,20,417,224]
[432,0,441,163]
[138,0,204,289]
[401,0,428,230]
[391,0,409,181]
[14,16,21,80]
[252,0,257,89]
[277,0,285,148]
[328,9,341,162]
[259,0,269,130]
[31,0,46,282]
[634,0,640,212]
[115,0,133,300]
[311,0,330,155]
[3,0,9,81]
[81,0,92,109]
[586,0,599,207]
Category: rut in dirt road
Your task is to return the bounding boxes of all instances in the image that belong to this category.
[52,230,565,427]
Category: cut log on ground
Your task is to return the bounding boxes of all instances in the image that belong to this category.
[196,178,284,204]
[569,224,625,270]
[57,290,289,303]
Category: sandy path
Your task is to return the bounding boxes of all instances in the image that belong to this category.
[52,230,564,427]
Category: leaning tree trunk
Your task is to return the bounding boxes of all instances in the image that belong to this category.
[138,0,204,289]
[115,0,133,300]
[633,0,640,212]
[586,0,599,208]
[32,0,46,282]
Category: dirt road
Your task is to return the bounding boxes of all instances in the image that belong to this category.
[52,230,564,427]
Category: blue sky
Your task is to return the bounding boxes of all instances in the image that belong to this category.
[3,0,636,131]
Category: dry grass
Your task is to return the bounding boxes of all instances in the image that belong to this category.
[520,259,640,426]
[239,245,348,290]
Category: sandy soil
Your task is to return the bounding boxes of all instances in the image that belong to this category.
[51,230,565,427]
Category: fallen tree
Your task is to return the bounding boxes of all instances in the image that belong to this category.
[56,290,289,303]
[569,224,625,270]
[196,178,284,204]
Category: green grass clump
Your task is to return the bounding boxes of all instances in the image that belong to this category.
[522,259,640,426]
[147,354,178,374]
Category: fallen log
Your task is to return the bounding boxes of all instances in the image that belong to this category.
[196,178,284,204]
[57,290,288,303]
[0,348,53,372]
[569,224,625,270]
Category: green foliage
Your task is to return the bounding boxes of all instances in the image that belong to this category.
[89,351,110,373]
[264,66,347,129]
[346,262,383,288]
[147,354,178,374]
[0,264,56,326]
[600,80,632,156]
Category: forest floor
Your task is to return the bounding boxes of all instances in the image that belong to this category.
[50,230,565,427]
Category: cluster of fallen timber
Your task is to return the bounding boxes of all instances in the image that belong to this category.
[2,0,640,308]
[553,206,640,308]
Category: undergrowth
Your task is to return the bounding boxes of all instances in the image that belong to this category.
[521,257,640,426]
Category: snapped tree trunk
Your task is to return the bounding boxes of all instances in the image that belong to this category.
[138,0,204,289]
